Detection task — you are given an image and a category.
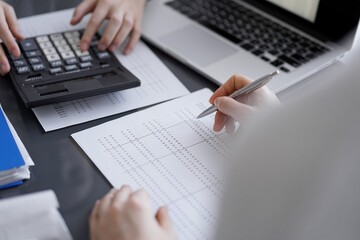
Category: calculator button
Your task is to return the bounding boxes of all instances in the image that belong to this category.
[75,50,89,57]
[25,50,42,58]
[10,54,24,60]
[53,39,68,47]
[80,55,92,62]
[46,53,61,62]
[65,65,78,71]
[49,67,63,74]
[80,62,92,69]
[96,51,110,60]
[42,47,57,55]
[64,31,80,39]
[49,60,63,68]
[57,45,71,53]
[13,59,27,67]
[36,36,50,43]
[20,39,39,51]
[71,43,80,50]
[32,63,45,72]
[28,57,43,65]
[65,58,78,65]
[66,37,80,44]
[50,33,64,41]
[39,42,54,49]
[101,63,110,68]
[16,66,31,74]
[90,40,99,47]
[60,51,75,59]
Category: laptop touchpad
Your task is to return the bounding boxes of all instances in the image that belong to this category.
[159,26,237,67]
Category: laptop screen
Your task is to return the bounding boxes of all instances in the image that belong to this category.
[266,0,320,23]
[244,0,360,42]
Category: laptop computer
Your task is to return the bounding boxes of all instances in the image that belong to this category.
[142,0,360,93]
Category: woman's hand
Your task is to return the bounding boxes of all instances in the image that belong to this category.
[210,74,280,133]
[0,1,23,75]
[90,186,177,240]
[71,0,146,55]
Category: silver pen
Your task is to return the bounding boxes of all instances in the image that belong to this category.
[197,70,279,119]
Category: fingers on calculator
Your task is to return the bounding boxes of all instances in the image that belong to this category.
[71,0,113,52]
[0,1,24,74]
[79,6,130,53]
[70,0,144,55]
[2,29,141,107]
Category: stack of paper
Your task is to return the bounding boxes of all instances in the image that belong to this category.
[0,190,72,240]
[0,106,34,189]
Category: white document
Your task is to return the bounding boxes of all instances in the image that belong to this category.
[17,9,189,131]
[72,89,232,240]
[0,190,72,240]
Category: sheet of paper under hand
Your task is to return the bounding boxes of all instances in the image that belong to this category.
[72,89,234,240]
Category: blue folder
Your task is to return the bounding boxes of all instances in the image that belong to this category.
[0,108,24,171]
[0,180,23,189]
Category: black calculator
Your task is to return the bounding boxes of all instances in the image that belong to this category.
[3,30,141,108]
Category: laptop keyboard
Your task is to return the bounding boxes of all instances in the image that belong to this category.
[166,0,329,73]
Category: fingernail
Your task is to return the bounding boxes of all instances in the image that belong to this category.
[124,48,131,55]
[214,98,220,107]
[0,63,7,75]
[70,15,77,24]
[109,45,117,52]
[11,49,19,58]
[80,43,88,51]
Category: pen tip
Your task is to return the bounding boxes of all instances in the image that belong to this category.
[197,112,206,119]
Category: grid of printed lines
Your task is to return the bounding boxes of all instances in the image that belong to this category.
[98,107,230,239]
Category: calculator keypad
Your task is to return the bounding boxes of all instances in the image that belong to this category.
[3,29,141,108]
[11,30,108,76]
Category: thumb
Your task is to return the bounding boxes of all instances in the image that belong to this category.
[156,206,174,232]
[214,97,256,123]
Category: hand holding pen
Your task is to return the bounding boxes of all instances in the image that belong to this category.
[198,71,280,133]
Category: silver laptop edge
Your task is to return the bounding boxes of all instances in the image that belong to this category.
[142,0,356,93]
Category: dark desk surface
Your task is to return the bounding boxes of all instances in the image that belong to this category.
[0,1,219,239]
[0,1,349,239]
